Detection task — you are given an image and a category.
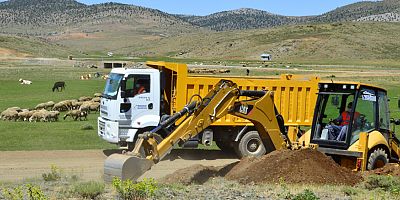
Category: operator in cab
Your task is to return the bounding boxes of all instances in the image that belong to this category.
[327,102,360,141]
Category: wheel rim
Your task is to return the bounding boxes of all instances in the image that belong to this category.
[247,138,260,153]
[375,159,385,169]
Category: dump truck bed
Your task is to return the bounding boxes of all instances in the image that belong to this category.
[146,61,319,127]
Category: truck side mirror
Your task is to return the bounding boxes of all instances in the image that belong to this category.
[120,79,127,98]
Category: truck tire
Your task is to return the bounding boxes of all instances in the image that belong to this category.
[367,148,388,170]
[215,140,234,152]
[234,131,266,158]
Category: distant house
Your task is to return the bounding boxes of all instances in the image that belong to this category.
[103,62,126,68]
[260,53,272,61]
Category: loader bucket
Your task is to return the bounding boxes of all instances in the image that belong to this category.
[104,154,154,182]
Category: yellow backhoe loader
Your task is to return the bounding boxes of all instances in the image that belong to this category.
[104,80,400,181]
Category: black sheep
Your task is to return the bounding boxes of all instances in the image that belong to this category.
[52,81,66,92]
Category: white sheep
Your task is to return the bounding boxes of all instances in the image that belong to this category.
[1,107,21,121]
[91,97,101,103]
[19,79,32,85]
[44,101,55,110]
[46,111,60,122]
[63,110,87,121]
[1,109,19,121]
[52,101,69,111]
[35,103,47,110]
[17,110,34,121]
[29,110,47,122]
[78,96,92,102]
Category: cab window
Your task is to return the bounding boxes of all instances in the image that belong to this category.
[350,89,377,144]
[124,75,150,97]
[378,91,390,131]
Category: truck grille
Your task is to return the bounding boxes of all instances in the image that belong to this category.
[98,120,105,135]
[119,129,128,136]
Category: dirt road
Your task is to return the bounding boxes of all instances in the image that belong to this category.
[0,149,238,182]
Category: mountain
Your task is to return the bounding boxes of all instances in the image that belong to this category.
[0,0,198,36]
[176,1,400,31]
[175,8,306,31]
[313,0,400,23]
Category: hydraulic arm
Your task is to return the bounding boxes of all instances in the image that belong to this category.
[104,80,289,181]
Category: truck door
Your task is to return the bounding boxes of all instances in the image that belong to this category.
[122,72,160,128]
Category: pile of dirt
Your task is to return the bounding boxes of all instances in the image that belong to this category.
[161,149,363,186]
[369,163,400,176]
[160,164,221,185]
[225,149,362,185]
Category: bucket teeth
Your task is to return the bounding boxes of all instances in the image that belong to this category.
[104,154,154,182]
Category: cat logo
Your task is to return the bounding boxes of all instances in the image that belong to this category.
[239,104,249,115]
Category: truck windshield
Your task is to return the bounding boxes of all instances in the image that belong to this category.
[103,73,123,99]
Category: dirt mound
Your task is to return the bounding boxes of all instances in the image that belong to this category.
[369,163,400,176]
[160,162,239,185]
[225,149,362,185]
[160,164,220,185]
[161,149,362,186]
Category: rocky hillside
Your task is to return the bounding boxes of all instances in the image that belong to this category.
[177,1,400,31]
[0,0,197,35]
[312,0,400,23]
[177,8,307,31]
[1,0,400,34]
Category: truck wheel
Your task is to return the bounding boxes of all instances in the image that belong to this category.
[234,131,266,158]
[215,140,234,152]
[367,148,388,170]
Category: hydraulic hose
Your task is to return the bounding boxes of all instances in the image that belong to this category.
[151,101,197,133]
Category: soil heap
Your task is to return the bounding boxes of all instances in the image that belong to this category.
[161,149,363,186]
[225,149,362,185]
[161,164,221,185]
[369,163,400,176]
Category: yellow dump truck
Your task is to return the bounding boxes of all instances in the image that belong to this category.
[98,61,319,157]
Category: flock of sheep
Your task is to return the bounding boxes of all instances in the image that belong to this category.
[0,93,102,122]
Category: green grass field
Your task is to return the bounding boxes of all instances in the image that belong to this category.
[0,61,115,151]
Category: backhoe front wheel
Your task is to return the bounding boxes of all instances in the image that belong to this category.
[235,131,266,158]
[367,148,388,170]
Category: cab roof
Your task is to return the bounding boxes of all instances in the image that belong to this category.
[319,80,386,92]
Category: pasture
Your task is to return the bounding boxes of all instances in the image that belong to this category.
[0,59,115,151]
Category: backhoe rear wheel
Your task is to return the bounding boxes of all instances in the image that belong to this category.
[367,148,388,170]
[234,131,266,158]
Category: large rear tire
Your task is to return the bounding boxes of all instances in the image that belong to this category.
[234,131,266,158]
[367,148,388,170]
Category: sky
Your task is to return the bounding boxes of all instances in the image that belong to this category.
[74,0,375,16]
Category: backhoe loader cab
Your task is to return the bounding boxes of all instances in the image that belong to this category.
[310,82,395,170]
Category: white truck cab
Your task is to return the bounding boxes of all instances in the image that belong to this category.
[98,68,160,146]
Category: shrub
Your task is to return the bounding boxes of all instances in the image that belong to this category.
[292,189,319,200]
[73,181,105,200]
[2,186,23,200]
[364,175,400,194]
[342,187,358,196]
[42,165,61,181]
[112,177,157,200]
[2,185,47,200]
[81,124,94,130]
[26,184,48,200]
